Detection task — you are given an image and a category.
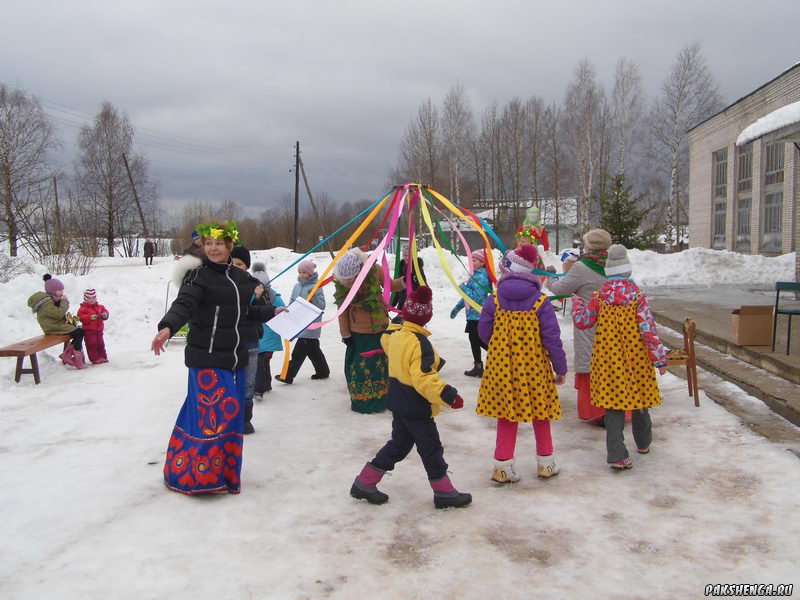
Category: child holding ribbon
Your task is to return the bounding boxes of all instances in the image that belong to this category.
[450,248,491,377]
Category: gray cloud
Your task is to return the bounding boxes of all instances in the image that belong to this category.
[2,1,798,216]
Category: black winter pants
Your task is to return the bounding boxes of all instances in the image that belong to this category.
[465,320,487,363]
[371,413,448,481]
[286,338,329,382]
[254,351,273,394]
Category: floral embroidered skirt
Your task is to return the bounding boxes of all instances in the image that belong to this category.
[344,332,388,414]
[164,367,246,495]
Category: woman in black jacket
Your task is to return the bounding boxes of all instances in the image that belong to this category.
[151,221,276,495]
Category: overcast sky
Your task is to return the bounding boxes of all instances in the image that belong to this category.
[2,1,798,218]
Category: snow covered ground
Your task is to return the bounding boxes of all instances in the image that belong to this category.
[1,247,798,599]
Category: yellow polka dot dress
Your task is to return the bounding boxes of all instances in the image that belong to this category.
[477,295,561,422]
[590,296,662,410]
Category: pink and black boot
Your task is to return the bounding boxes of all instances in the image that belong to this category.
[350,463,389,505]
[430,474,472,509]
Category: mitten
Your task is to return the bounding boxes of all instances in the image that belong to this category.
[450,306,460,319]
[101,312,109,320]
[90,314,98,321]
[342,337,353,347]
[451,395,464,410]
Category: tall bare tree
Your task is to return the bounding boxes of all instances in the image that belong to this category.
[441,82,475,204]
[0,84,58,256]
[396,98,443,189]
[563,59,606,233]
[611,58,644,176]
[74,102,156,256]
[648,42,724,250]
[525,96,547,212]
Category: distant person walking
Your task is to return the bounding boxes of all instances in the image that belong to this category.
[144,238,156,266]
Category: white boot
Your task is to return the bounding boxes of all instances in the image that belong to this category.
[537,454,559,478]
[491,458,521,484]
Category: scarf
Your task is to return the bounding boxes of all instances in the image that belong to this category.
[579,249,608,277]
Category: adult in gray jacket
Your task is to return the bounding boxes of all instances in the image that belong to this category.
[546,228,611,424]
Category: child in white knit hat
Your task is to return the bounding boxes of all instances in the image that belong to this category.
[572,244,668,470]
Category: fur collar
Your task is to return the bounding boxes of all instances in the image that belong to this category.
[172,255,203,287]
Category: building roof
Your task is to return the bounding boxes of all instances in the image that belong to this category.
[687,62,800,134]
[736,100,800,146]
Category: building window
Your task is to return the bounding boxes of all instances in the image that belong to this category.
[736,197,751,251]
[762,192,783,252]
[713,148,727,198]
[737,143,752,193]
[712,200,726,249]
[764,142,784,185]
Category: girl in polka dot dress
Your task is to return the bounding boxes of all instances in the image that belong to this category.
[477,244,568,484]
[572,244,668,470]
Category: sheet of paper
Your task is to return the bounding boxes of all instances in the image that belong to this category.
[264,297,323,341]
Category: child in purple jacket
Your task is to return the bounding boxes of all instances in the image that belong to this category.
[476,244,568,484]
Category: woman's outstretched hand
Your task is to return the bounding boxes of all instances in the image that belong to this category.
[151,328,171,356]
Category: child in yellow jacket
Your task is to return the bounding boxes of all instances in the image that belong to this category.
[350,286,472,509]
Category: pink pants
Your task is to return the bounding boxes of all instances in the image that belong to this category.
[84,330,107,363]
[494,418,553,460]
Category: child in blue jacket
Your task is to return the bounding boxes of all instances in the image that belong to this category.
[450,249,491,377]
[252,262,285,399]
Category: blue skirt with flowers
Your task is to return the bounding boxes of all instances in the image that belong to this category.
[163,367,246,495]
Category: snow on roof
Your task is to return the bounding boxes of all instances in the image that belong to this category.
[736,100,800,146]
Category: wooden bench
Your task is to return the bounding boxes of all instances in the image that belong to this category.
[666,318,699,407]
[0,334,71,384]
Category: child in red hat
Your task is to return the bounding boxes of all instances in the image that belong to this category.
[77,289,110,364]
[350,286,472,509]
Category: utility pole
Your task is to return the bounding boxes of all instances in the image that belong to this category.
[299,157,335,259]
[122,153,150,238]
[294,141,300,252]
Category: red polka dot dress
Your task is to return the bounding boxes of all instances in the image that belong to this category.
[477,295,562,422]
[589,295,662,411]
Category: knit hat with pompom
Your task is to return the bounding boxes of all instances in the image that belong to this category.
[43,274,64,297]
[500,244,538,274]
[401,285,433,326]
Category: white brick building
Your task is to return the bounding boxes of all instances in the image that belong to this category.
[688,63,799,277]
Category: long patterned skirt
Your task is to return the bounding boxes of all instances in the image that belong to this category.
[344,332,389,414]
[164,367,246,495]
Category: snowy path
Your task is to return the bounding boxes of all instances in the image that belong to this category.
[1,251,799,599]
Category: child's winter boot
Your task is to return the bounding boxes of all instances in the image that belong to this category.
[350,463,389,505]
[463,361,483,378]
[536,454,559,478]
[60,343,77,367]
[491,458,521,484]
[430,474,472,509]
[72,349,89,370]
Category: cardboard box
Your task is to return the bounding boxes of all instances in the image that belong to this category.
[730,306,774,346]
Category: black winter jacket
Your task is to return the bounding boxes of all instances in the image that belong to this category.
[159,257,276,370]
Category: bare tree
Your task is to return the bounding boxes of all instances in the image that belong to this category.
[611,58,644,176]
[441,82,475,204]
[648,42,724,250]
[0,84,58,256]
[525,95,547,214]
[74,102,156,256]
[500,97,528,223]
[563,59,606,233]
[397,98,443,189]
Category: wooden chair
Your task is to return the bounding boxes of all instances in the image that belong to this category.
[666,318,699,407]
[771,281,800,355]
